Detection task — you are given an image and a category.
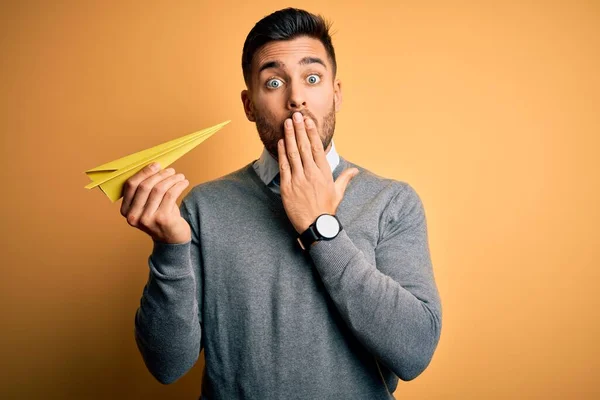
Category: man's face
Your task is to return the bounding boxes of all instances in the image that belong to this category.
[241,36,342,160]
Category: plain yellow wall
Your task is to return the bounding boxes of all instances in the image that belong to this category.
[1,1,598,398]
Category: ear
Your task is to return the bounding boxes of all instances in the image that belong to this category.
[241,89,256,122]
[333,78,343,113]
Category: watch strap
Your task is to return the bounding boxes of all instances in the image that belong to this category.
[297,225,320,251]
[296,214,343,251]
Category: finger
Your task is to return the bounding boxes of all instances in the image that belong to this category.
[121,162,161,216]
[292,112,317,172]
[142,173,187,217]
[334,168,360,197]
[284,116,304,178]
[126,168,176,225]
[157,179,190,214]
[277,138,291,187]
[304,116,329,173]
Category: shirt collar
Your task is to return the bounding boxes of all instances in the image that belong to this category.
[253,139,340,186]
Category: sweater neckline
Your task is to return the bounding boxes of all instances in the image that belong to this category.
[245,156,350,211]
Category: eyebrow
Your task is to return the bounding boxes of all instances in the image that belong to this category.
[258,57,327,74]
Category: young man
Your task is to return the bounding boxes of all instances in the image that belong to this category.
[125,8,442,400]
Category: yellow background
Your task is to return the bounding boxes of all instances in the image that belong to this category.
[1,1,598,398]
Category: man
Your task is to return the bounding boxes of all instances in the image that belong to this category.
[124,8,442,400]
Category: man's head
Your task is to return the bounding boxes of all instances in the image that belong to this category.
[241,8,342,160]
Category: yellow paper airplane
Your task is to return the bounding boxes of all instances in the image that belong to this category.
[84,120,231,202]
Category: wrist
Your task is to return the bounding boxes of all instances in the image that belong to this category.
[156,221,191,244]
[296,213,343,251]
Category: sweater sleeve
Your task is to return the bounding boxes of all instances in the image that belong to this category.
[134,198,203,384]
[308,183,442,381]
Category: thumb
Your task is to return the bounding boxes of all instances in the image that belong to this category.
[334,168,359,195]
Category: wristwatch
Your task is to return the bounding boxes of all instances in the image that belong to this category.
[296,213,343,251]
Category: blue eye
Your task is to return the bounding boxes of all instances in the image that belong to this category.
[307,74,321,84]
[266,78,283,89]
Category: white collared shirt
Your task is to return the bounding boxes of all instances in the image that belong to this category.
[252,139,340,194]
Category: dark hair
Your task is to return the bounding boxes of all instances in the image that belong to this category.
[241,8,337,87]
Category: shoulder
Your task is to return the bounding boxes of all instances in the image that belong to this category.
[340,157,426,233]
[341,157,421,203]
[181,160,255,207]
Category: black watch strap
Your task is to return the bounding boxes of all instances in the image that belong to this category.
[296,214,343,251]
[297,225,320,251]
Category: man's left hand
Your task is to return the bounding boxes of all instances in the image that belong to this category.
[277,111,359,234]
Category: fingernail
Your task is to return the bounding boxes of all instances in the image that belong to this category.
[305,118,314,128]
[150,162,159,171]
[285,119,292,128]
[293,112,302,122]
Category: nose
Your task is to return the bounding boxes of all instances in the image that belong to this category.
[286,81,306,110]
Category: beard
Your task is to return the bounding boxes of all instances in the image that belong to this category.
[254,103,336,161]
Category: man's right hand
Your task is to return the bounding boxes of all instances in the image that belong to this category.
[121,162,191,244]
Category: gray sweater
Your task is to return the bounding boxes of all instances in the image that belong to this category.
[134,156,442,399]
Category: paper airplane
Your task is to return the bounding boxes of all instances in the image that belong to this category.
[84,120,231,202]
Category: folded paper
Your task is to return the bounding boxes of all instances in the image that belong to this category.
[84,120,231,202]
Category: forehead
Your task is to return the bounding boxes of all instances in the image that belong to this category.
[252,36,330,73]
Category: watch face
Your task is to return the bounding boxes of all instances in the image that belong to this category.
[315,214,340,239]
